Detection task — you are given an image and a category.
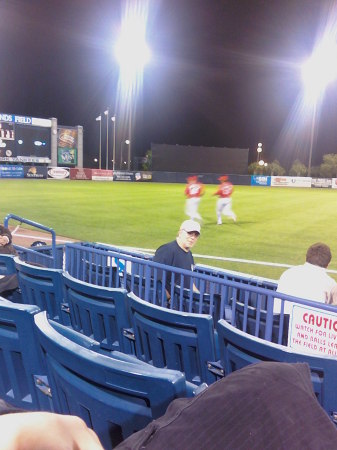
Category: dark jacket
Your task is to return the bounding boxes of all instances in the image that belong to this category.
[0,225,17,255]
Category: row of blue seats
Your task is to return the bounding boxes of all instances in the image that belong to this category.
[64,242,280,325]
[3,252,337,427]
[1,254,220,385]
[0,299,204,448]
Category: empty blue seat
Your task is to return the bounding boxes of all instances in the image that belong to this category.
[0,301,52,411]
[62,271,133,353]
[14,257,69,325]
[126,292,218,385]
[34,311,199,448]
[217,319,337,424]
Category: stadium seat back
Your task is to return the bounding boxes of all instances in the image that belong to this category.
[126,292,217,385]
[0,301,52,411]
[34,311,194,448]
[62,271,132,353]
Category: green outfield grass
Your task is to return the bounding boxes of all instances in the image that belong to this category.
[1,179,337,281]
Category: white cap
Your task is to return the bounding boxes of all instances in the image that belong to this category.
[180,219,201,235]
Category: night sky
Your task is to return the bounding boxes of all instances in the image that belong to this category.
[1,0,337,170]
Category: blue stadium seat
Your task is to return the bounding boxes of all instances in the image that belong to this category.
[14,257,69,325]
[0,254,16,276]
[34,311,199,448]
[0,254,21,301]
[126,292,218,385]
[0,301,52,411]
[62,271,133,353]
[217,319,337,424]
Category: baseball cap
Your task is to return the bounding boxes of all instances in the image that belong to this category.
[180,219,201,235]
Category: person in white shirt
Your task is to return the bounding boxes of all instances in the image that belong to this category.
[274,242,337,314]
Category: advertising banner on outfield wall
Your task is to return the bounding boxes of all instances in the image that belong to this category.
[24,166,47,179]
[113,171,153,182]
[0,165,24,178]
[271,176,312,188]
[48,167,70,180]
[135,171,152,181]
[113,171,134,181]
[288,304,337,357]
[332,178,337,189]
[251,175,271,186]
[70,168,92,180]
[92,169,113,181]
[311,178,332,188]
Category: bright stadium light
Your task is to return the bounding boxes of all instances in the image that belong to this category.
[114,3,151,171]
[301,33,337,176]
[115,17,151,79]
[301,39,337,103]
[258,159,265,166]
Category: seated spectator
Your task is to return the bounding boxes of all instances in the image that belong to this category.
[274,242,336,314]
[153,220,201,297]
[0,224,17,255]
[0,399,103,449]
[0,224,18,294]
[115,362,337,449]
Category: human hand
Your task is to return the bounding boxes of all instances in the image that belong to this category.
[327,284,337,306]
[0,235,9,246]
[0,411,104,449]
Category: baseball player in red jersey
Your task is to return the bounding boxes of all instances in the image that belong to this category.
[184,176,205,222]
[213,175,237,224]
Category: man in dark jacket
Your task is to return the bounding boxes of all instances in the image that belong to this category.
[0,224,18,293]
[0,225,17,255]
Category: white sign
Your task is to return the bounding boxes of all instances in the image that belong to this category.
[271,176,312,188]
[288,304,337,356]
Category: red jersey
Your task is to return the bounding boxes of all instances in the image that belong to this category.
[185,182,205,198]
[214,182,233,198]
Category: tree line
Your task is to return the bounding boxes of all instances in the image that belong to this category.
[248,154,337,177]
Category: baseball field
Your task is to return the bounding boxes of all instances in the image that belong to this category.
[1,178,337,281]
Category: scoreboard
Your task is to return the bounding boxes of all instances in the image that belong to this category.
[0,122,14,140]
[0,120,51,163]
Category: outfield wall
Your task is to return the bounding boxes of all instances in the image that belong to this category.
[252,175,337,189]
[1,166,337,189]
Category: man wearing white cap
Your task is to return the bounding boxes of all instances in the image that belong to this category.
[153,219,201,296]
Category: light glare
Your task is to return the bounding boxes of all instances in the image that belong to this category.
[301,38,337,101]
[115,16,150,78]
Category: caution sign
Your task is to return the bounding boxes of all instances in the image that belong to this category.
[288,304,337,356]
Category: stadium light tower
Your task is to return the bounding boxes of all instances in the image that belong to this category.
[104,109,109,170]
[111,116,116,171]
[301,36,337,176]
[114,6,151,170]
[120,139,130,170]
[95,115,102,169]
[256,143,262,162]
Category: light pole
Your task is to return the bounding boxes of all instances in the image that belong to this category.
[120,139,130,169]
[115,9,151,174]
[111,116,116,171]
[308,103,317,177]
[256,143,262,162]
[95,115,102,169]
[126,139,131,170]
[301,35,337,176]
[104,109,109,169]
